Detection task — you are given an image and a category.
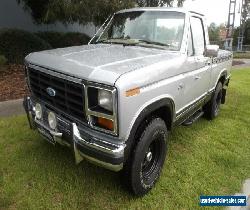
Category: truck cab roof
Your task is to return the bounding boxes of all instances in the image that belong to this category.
[116,7,205,17]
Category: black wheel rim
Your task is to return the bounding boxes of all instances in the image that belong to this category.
[215,89,222,116]
[141,135,162,183]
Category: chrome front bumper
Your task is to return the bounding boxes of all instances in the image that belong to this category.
[23,97,125,172]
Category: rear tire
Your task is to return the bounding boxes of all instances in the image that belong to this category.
[123,117,168,196]
[204,82,223,120]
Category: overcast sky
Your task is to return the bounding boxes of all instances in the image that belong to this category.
[181,0,242,26]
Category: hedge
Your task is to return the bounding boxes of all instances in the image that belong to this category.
[0,29,91,64]
[233,52,250,59]
[0,55,7,65]
[0,29,52,64]
[35,31,90,49]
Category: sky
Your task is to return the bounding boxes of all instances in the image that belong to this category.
[181,0,242,26]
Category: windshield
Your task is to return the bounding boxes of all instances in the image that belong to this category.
[95,11,185,50]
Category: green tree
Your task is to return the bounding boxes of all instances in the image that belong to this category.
[208,22,220,42]
[244,20,250,45]
[17,0,185,26]
[17,0,135,25]
[233,19,250,46]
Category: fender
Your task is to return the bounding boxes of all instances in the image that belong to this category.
[216,69,228,86]
[209,68,228,92]
[124,98,175,162]
[218,70,228,85]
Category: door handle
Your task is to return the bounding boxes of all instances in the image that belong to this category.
[195,76,201,80]
[205,61,211,66]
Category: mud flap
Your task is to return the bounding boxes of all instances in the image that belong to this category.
[221,88,227,104]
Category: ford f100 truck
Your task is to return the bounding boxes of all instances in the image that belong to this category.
[23,8,232,196]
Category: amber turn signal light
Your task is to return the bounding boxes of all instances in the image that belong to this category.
[97,117,114,130]
[125,87,140,97]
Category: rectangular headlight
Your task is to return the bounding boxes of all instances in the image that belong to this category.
[98,89,113,112]
[85,84,118,135]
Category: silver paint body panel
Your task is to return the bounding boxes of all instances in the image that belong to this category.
[25,8,232,143]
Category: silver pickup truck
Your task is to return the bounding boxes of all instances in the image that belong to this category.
[23,8,232,196]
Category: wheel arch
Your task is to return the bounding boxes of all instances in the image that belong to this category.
[217,69,228,86]
[124,97,175,162]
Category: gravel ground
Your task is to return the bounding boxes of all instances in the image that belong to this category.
[0,64,28,102]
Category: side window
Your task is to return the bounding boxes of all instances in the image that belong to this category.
[190,17,205,56]
[188,27,194,56]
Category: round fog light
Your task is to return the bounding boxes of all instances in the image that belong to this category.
[48,112,57,130]
[35,103,42,119]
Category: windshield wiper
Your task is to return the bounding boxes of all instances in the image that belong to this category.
[96,38,138,47]
[96,39,112,44]
[138,39,171,47]
[96,37,129,44]
[96,38,171,49]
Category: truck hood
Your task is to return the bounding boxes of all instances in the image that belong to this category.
[25,44,180,85]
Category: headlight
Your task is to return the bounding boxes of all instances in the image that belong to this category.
[98,89,113,112]
[35,103,42,120]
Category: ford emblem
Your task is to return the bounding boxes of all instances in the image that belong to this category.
[46,87,56,97]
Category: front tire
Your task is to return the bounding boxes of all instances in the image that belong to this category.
[124,117,168,196]
[204,82,223,120]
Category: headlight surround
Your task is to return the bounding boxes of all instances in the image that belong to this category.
[87,86,116,115]
[98,89,113,112]
[86,84,117,135]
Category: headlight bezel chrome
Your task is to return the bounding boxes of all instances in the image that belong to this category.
[85,83,118,136]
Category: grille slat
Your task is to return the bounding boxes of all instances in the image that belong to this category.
[28,68,86,122]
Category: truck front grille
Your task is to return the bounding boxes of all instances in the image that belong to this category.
[28,67,86,122]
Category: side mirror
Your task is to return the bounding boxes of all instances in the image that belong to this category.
[205,45,219,57]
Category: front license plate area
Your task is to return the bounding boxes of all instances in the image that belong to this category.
[37,126,56,145]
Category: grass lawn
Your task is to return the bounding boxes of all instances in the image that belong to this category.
[1,68,250,210]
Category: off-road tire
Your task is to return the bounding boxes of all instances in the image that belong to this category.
[204,82,223,120]
[123,117,168,196]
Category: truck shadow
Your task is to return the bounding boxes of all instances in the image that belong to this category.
[18,136,135,198]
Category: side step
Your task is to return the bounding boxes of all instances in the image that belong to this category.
[182,110,204,126]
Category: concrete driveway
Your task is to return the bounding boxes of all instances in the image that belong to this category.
[0,99,25,118]
[233,59,250,68]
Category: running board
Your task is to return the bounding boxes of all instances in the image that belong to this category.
[182,110,204,126]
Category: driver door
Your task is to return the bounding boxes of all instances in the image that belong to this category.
[185,16,211,105]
